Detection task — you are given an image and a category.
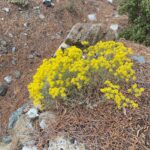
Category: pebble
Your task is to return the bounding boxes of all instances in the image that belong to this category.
[12,57,17,65]
[2,136,12,144]
[2,7,10,13]
[43,0,54,7]
[12,47,17,53]
[14,70,22,79]
[131,55,145,64]
[0,84,8,96]
[4,75,12,84]
[39,14,45,20]
[88,13,97,21]
[107,0,113,3]
[110,24,119,31]
[26,108,39,119]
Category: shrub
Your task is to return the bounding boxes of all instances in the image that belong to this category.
[28,41,144,110]
[119,0,150,46]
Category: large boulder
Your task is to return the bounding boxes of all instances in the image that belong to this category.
[59,23,106,49]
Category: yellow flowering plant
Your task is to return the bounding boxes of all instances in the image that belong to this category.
[28,41,144,110]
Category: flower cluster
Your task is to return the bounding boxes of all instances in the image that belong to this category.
[28,41,144,109]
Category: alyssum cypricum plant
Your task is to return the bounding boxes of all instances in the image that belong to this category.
[28,41,144,110]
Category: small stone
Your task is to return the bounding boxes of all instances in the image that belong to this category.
[4,75,12,84]
[24,22,30,28]
[14,70,22,79]
[107,0,113,3]
[39,120,47,129]
[26,108,39,119]
[12,57,17,65]
[8,33,13,38]
[88,13,97,21]
[2,7,10,13]
[28,54,34,59]
[39,14,45,20]
[0,84,8,96]
[43,0,54,7]
[2,136,12,144]
[12,47,17,53]
[131,55,145,64]
[22,146,38,150]
[110,24,119,31]
[1,40,7,46]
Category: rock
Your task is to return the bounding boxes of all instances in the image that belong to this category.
[48,136,87,150]
[0,142,11,150]
[28,54,34,59]
[12,114,35,146]
[0,39,8,54]
[11,57,17,65]
[26,108,39,119]
[0,84,8,96]
[4,75,12,84]
[58,42,69,50]
[64,23,105,46]
[8,0,29,7]
[88,13,97,21]
[39,14,45,20]
[22,146,38,150]
[39,111,56,129]
[8,103,28,129]
[107,0,113,4]
[14,70,22,79]
[43,0,54,7]
[12,47,17,53]
[131,55,145,64]
[2,8,10,13]
[110,24,119,31]
[2,136,12,144]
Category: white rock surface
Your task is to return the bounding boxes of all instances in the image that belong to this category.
[48,136,86,150]
[110,24,119,31]
[22,146,38,150]
[27,108,39,119]
[88,13,97,21]
[107,0,113,3]
[4,75,12,84]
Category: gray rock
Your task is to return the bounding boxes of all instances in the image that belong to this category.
[8,103,28,129]
[2,8,10,13]
[2,136,12,144]
[39,111,56,129]
[22,146,38,150]
[64,23,105,46]
[12,47,17,53]
[88,13,97,21]
[12,114,35,146]
[110,24,119,31]
[11,57,17,65]
[26,108,39,119]
[48,136,87,150]
[8,0,29,7]
[107,0,113,3]
[14,70,22,79]
[39,14,45,20]
[4,76,12,84]
[131,55,145,64]
[0,84,8,96]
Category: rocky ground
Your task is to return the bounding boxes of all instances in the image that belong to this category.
[0,0,150,150]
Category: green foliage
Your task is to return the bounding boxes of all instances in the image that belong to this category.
[119,0,150,46]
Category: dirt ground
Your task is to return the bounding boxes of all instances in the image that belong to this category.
[0,0,150,149]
